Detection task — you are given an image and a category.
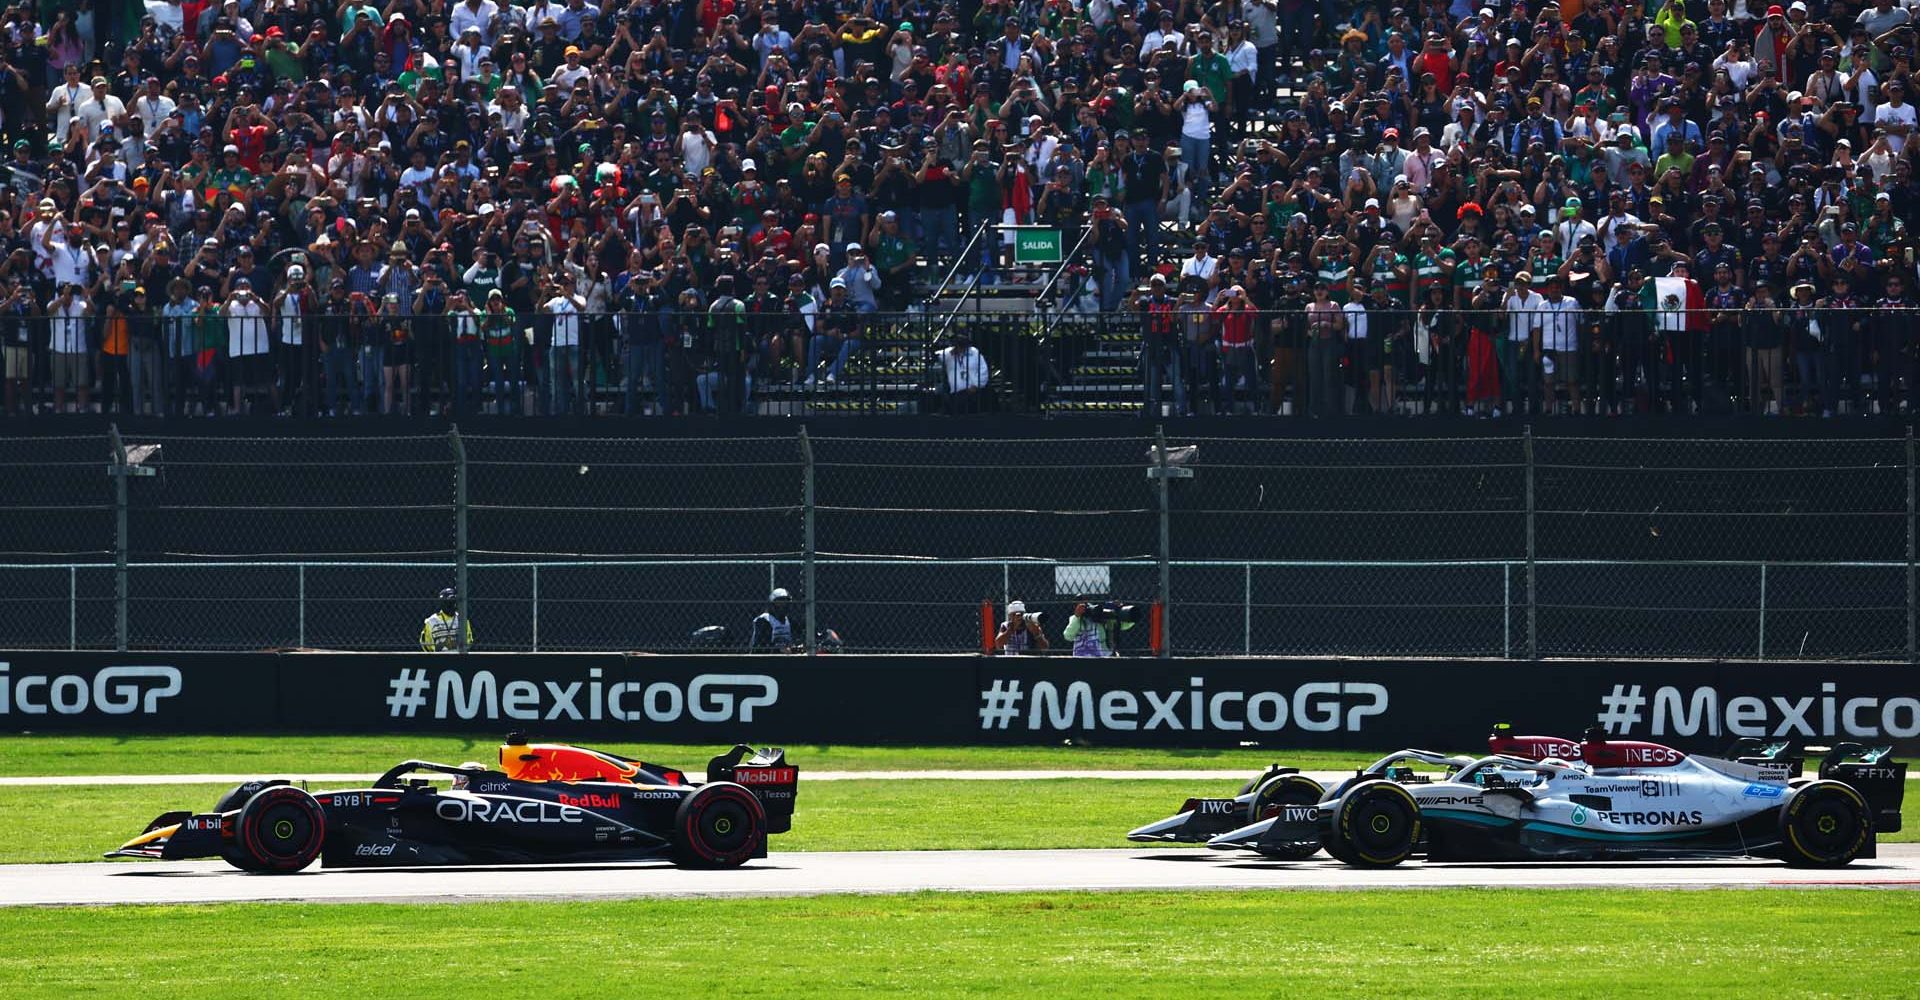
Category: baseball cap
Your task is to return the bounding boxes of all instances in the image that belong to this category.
[1007,600,1027,615]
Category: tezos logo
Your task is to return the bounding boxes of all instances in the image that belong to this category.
[0,663,182,715]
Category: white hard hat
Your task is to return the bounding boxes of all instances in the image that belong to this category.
[286,265,306,281]
[1007,600,1026,614]
[770,588,790,601]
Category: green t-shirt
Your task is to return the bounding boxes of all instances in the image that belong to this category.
[1189,53,1231,105]
[873,231,915,270]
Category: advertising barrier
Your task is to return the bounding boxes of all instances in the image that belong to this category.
[2,652,1914,752]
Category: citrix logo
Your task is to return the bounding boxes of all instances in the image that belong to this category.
[0,663,182,715]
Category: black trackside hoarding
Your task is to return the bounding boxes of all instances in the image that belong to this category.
[0,652,1914,753]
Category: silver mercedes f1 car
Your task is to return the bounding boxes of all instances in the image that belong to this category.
[1146,726,1906,868]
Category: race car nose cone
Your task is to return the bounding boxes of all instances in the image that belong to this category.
[1126,811,1196,842]
[1206,816,1277,851]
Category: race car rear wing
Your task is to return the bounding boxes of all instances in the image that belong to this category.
[708,745,798,834]
[1728,739,1905,834]
[1819,743,1906,834]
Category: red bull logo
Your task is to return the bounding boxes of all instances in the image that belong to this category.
[555,792,621,809]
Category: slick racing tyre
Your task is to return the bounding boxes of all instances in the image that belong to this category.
[673,782,766,869]
[1327,780,1421,868]
[1779,780,1871,868]
[1248,773,1326,860]
[230,785,326,874]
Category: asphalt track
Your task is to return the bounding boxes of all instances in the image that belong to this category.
[0,769,1330,786]
[6,845,1917,906]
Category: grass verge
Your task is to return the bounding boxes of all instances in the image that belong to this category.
[0,733,1378,777]
[9,777,1917,865]
[0,890,1915,998]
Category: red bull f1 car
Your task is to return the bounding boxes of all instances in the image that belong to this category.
[1135,726,1904,868]
[108,734,797,873]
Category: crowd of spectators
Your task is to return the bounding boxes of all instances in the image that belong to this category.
[0,0,1912,418]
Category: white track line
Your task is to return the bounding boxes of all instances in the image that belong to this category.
[7,845,1917,906]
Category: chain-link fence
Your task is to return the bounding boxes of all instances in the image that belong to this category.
[0,428,1909,660]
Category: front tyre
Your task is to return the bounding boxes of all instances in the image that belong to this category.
[1248,773,1326,860]
[230,785,326,873]
[1779,780,1871,868]
[1327,780,1421,868]
[673,782,766,869]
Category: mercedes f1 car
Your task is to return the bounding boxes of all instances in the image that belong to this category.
[1187,727,1905,868]
[108,734,797,873]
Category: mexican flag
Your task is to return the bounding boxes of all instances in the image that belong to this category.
[1642,274,1704,333]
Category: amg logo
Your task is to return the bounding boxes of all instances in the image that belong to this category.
[1593,809,1704,826]
[555,792,621,809]
[1424,795,1485,806]
[354,843,396,857]
[435,798,584,825]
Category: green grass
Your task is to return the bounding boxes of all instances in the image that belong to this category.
[0,733,1379,777]
[0,890,1914,998]
[12,776,1919,865]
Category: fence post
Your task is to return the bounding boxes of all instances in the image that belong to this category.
[1243,562,1251,656]
[1908,425,1915,664]
[1503,562,1511,660]
[68,566,76,651]
[531,565,540,653]
[108,424,128,653]
[1524,424,1537,661]
[799,427,816,657]
[450,425,468,654]
[1154,425,1171,659]
[298,564,307,649]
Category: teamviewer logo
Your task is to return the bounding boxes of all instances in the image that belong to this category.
[387,668,430,718]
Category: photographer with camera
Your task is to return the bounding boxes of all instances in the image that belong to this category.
[1063,598,1142,657]
[993,601,1050,655]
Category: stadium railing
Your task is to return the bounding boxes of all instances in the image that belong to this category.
[0,430,1909,661]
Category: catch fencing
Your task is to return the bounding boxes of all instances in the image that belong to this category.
[0,429,1910,660]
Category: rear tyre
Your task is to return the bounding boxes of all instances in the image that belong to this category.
[1779,780,1871,868]
[230,785,326,874]
[673,782,766,869]
[1248,774,1326,860]
[1327,780,1421,868]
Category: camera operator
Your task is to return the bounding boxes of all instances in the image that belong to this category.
[1063,598,1139,657]
[749,588,801,653]
[993,600,1050,655]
